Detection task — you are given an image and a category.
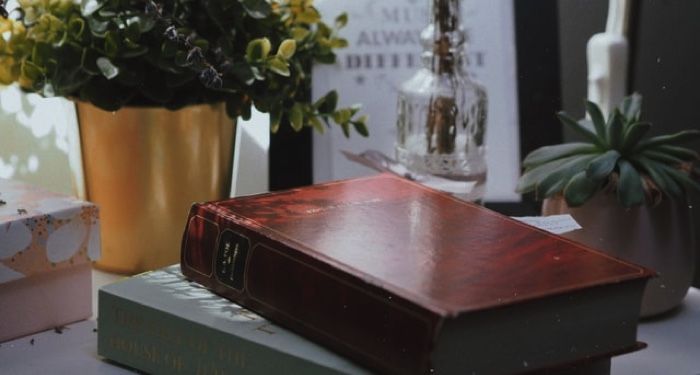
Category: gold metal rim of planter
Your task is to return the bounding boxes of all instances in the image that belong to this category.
[77,102,236,274]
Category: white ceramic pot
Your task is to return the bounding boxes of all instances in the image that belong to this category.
[543,193,695,318]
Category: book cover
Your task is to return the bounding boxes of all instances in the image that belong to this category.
[98,265,369,375]
[181,174,653,374]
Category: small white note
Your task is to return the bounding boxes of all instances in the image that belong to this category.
[511,215,582,235]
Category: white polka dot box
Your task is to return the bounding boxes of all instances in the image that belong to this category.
[0,178,101,342]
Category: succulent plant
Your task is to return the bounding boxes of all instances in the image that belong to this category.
[0,0,367,136]
[517,94,700,207]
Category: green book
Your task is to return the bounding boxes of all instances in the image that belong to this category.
[98,265,368,375]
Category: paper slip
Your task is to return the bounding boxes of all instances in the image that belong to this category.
[512,215,582,235]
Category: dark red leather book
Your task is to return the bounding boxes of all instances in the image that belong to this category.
[181,174,653,374]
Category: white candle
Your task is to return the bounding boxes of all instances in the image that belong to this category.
[586,0,631,118]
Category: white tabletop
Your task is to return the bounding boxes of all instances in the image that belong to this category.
[1,271,698,374]
[613,287,700,374]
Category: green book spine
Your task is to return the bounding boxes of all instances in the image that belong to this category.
[98,266,366,375]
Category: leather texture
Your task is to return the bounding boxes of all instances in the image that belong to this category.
[181,174,653,374]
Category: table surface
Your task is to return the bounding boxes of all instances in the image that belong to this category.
[1,271,699,375]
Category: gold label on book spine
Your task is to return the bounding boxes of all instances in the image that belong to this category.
[214,229,250,291]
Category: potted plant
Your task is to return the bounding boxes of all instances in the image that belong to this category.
[0,0,367,273]
[517,94,699,317]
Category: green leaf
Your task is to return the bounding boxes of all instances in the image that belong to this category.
[318,22,333,38]
[533,154,597,198]
[329,38,349,48]
[31,43,52,67]
[246,38,271,61]
[134,15,156,33]
[670,169,700,193]
[586,150,620,180]
[517,156,579,193]
[542,179,567,198]
[81,0,102,16]
[308,116,325,134]
[617,159,645,207]
[79,77,130,111]
[637,157,683,198]
[585,100,607,141]
[240,103,252,121]
[607,110,625,150]
[87,17,109,37]
[122,45,148,58]
[641,149,684,166]
[352,122,369,137]
[250,66,264,81]
[340,122,350,138]
[277,39,296,60]
[314,53,336,64]
[267,57,290,77]
[636,130,700,150]
[556,112,602,146]
[523,143,598,168]
[315,90,338,114]
[349,103,362,116]
[79,47,100,75]
[174,51,190,67]
[620,92,642,121]
[290,103,304,131]
[269,107,282,133]
[114,67,142,87]
[621,122,652,152]
[333,108,352,124]
[230,61,255,85]
[67,15,85,39]
[104,31,120,57]
[296,8,321,24]
[663,166,700,194]
[335,13,348,29]
[125,21,141,43]
[352,115,369,137]
[192,39,210,51]
[96,57,119,80]
[239,0,272,19]
[161,40,178,58]
[20,60,43,82]
[291,27,310,42]
[563,171,600,207]
[652,145,699,161]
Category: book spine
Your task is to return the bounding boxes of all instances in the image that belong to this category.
[97,288,347,375]
[181,203,439,375]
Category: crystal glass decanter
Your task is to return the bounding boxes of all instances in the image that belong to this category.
[396,0,487,202]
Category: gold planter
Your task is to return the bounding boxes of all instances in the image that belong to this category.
[77,102,235,274]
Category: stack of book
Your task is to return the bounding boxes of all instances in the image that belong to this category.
[99,174,652,374]
[99,265,367,374]
[0,179,100,342]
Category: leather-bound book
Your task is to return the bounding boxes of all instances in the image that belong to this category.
[181,174,653,374]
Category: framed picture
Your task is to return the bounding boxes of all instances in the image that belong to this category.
[271,0,564,214]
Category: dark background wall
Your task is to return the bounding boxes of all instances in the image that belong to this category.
[558,0,700,286]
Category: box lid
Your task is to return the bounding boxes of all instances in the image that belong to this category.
[0,179,100,284]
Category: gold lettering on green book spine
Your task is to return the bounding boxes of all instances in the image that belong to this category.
[107,336,185,372]
[107,302,247,371]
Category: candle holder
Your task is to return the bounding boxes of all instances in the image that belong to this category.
[395,0,488,202]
